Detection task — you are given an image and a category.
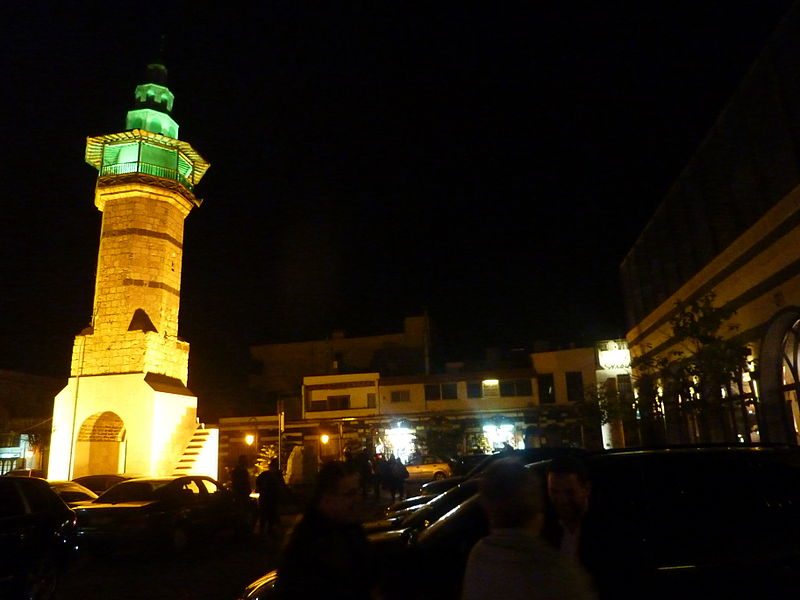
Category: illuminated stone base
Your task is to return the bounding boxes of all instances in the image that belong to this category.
[48,372,199,480]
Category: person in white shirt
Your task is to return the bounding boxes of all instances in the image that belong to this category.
[461,457,596,600]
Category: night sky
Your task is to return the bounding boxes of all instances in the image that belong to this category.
[1,2,795,405]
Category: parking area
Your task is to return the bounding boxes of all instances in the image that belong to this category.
[56,491,402,600]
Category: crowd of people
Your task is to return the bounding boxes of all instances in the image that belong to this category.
[227,448,600,599]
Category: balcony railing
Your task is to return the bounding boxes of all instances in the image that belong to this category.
[100,161,193,191]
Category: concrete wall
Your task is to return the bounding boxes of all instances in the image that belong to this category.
[48,373,197,479]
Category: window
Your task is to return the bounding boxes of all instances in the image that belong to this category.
[367,393,376,408]
[391,390,410,403]
[617,374,634,401]
[0,484,26,517]
[566,371,584,402]
[180,479,203,495]
[200,478,219,494]
[441,383,458,399]
[467,382,482,398]
[425,384,441,401]
[538,374,555,404]
[309,400,327,412]
[426,383,458,400]
[483,380,500,397]
[307,395,350,411]
[500,379,533,397]
[327,395,350,410]
[500,380,515,396]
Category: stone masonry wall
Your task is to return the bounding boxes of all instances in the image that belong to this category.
[68,180,194,383]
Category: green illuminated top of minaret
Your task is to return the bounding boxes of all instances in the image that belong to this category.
[85,62,209,194]
[125,63,179,138]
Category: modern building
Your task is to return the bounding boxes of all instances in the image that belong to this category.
[621,6,800,444]
[48,64,218,480]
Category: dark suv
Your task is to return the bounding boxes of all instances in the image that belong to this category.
[419,446,588,497]
[409,445,800,599]
[0,477,77,599]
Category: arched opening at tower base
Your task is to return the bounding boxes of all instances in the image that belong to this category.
[73,411,127,477]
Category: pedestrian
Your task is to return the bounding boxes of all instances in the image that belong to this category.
[386,456,400,500]
[374,454,389,499]
[230,454,254,532]
[461,457,596,600]
[255,458,287,537]
[275,460,378,599]
[355,449,374,499]
[230,454,251,504]
[391,456,409,500]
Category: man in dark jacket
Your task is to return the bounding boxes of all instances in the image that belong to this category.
[275,460,377,599]
[255,458,287,537]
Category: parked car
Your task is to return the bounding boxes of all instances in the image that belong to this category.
[384,494,430,516]
[48,480,98,508]
[71,473,147,494]
[419,446,588,496]
[0,476,77,599]
[3,468,47,478]
[448,453,491,476]
[235,569,278,600]
[365,478,480,536]
[404,455,453,482]
[405,445,800,599]
[243,445,800,599]
[74,475,244,554]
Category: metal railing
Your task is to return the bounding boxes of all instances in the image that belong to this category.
[100,161,193,190]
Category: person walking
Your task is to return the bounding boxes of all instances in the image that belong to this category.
[255,458,287,537]
[275,460,378,599]
[231,454,251,503]
[230,454,254,533]
[391,456,409,500]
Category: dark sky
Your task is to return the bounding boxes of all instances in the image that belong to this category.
[1,2,795,398]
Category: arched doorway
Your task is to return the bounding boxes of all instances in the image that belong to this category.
[760,309,800,444]
[73,411,127,478]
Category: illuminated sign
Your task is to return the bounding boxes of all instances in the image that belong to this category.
[597,340,631,370]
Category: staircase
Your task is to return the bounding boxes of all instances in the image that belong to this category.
[173,426,219,477]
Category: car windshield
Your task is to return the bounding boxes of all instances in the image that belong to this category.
[96,479,172,503]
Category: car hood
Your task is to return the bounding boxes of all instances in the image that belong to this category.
[76,500,157,512]
[420,475,464,495]
[236,569,278,600]
[363,515,405,532]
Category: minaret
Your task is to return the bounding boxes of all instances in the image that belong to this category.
[49,64,213,480]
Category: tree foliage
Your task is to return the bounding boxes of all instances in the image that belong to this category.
[631,292,753,443]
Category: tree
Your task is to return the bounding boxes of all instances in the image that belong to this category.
[632,292,752,444]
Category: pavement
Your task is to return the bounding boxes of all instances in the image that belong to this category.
[55,489,411,600]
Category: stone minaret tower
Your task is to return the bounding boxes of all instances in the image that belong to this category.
[49,64,213,479]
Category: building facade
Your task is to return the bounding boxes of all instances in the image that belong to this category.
[0,370,64,474]
[219,337,632,481]
[621,7,800,445]
[249,315,431,418]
